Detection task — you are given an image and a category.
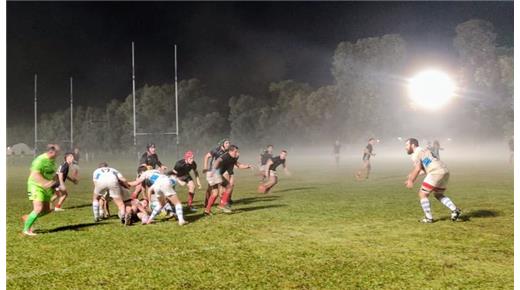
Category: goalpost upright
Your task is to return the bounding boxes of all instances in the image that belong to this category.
[131,41,180,161]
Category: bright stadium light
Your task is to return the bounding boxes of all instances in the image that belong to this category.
[408,69,456,110]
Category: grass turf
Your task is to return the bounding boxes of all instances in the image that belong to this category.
[6,157,513,289]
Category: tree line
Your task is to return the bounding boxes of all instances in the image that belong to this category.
[7,19,513,154]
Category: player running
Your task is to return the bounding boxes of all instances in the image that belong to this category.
[91,162,132,223]
[356,138,376,180]
[173,151,202,212]
[22,144,61,236]
[51,152,79,211]
[203,139,230,206]
[259,150,290,194]
[205,145,252,214]
[404,138,461,223]
[258,145,273,181]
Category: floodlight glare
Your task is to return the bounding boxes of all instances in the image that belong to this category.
[408,70,455,110]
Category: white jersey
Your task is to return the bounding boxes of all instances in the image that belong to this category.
[151,175,178,197]
[411,147,448,175]
[139,169,162,186]
[92,167,123,183]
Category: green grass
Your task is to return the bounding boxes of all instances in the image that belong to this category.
[6,157,513,289]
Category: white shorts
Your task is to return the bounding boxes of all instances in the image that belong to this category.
[206,171,223,186]
[94,177,129,199]
[421,173,449,193]
[151,177,177,197]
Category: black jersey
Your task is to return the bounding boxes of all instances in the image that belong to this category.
[216,152,239,175]
[260,151,273,165]
[362,144,373,161]
[268,156,286,171]
[174,159,199,178]
[52,162,71,187]
[139,153,162,169]
[209,146,227,168]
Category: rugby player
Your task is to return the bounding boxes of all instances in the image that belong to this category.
[405,138,461,223]
[22,144,61,236]
[144,171,187,225]
[91,162,132,223]
[71,147,81,180]
[203,139,230,206]
[258,145,273,181]
[216,146,252,211]
[355,138,376,180]
[260,150,290,194]
[133,143,167,199]
[173,151,201,212]
[333,140,341,167]
[130,166,175,217]
[125,199,151,226]
[205,145,252,214]
[51,152,79,211]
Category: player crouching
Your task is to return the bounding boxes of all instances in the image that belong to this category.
[174,150,202,212]
[91,162,132,223]
[258,150,290,194]
[404,138,462,223]
[144,171,188,225]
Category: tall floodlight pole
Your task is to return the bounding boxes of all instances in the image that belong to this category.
[174,44,179,159]
[132,41,137,147]
[34,74,38,156]
[70,77,74,150]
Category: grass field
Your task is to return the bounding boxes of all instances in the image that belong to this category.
[6,155,514,289]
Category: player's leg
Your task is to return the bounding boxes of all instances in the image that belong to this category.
[430,173,461,221]
[186,179,197,211]
[148,196,166,224]
[54,189,69,211]
[418,182,434,223]
[204,185,220,215]
[23,187,54,235]
[219,175,234,210]
[166,194,187,225]
[365,161,372,179]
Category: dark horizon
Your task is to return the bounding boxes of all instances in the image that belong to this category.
[7,1,513,127]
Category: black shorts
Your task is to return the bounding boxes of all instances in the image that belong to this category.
[177,175,193,183]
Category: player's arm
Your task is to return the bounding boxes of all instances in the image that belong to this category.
[57,171,66,191]
[405,161,422,188]
[265,159,273,177]
[203,152,212,173]
[192,163,202,189]
[128,175,146,187]
[30,171,55,189]
[211,157,223,175]
[235,161,252,169]
[283,162,291,176]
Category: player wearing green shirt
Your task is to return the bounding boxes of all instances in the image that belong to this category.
[22,144,61,236]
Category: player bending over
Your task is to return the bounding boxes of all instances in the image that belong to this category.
[173,151,202,212]
[144,171,187,225]
[22,144,61,236]
[258,145,273,181]
[260,150,290,194]
[91,162,132,223]
[404,138,461,223]
[51,152,79,211]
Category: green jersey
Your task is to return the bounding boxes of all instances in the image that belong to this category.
[27,153,57,188]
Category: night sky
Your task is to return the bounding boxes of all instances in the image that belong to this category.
[7,1,513,126]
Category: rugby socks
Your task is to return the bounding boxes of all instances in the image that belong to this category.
[188,192,195,207]
[92,201,100,220]
[149,204,163,222]
[438,196,457,211]
[420,198,433,220]
[164,203,173,213]
[220,191,230,207]
[23,211,38,232]
[205,194,218,213]
[175,204,185,223]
